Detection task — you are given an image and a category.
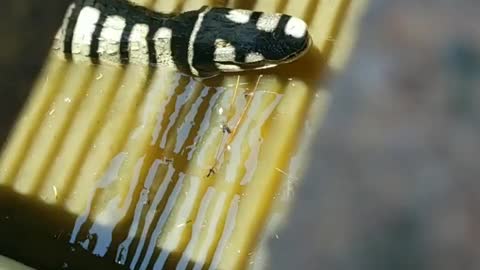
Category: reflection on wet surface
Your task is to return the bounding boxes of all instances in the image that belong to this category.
[0,0,364,268]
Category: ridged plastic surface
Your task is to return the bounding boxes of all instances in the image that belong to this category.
[0,0,367,269]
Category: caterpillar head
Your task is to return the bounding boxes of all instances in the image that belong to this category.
[189,8,311,77]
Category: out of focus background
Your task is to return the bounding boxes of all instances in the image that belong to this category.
[1,0,479,269]
[270,0,480,269]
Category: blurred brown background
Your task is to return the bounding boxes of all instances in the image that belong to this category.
[270,0,480,269]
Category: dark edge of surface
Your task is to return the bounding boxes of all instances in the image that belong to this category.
[0,0,70,145]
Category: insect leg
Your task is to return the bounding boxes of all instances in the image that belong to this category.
[207,75,262,177]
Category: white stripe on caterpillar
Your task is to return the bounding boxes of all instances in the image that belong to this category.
[72,6,101,59]
[154,27,175,66]
[256,13,282,32]
[213,39,236,63]
[129,23,150,65]
[285,17,308,38]
[188,7,211,76]
[225,9,252,24]
[245,52,265,63]
[97,15,126,64]
[215,63,242,71]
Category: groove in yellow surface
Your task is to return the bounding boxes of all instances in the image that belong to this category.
[0,58,66,185]
[64,64,150,214]
[39,64,123,204]
[13,63,94,195]
[0,0,368,269]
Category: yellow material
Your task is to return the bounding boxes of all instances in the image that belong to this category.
[0,256,35,270]
[0,0,368,269]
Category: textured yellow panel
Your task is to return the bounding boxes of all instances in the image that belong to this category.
[0,0,368,269]
[0,255,35,270]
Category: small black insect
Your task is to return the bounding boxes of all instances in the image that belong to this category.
[221,124,232,134]
[53,0,312,77]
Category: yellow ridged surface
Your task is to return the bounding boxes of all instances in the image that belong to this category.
[0,0,368,269]
[0,255,35,270]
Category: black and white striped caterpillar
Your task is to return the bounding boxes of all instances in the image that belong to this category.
[53,0,312,77]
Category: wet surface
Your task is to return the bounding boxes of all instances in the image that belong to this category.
[0,0,348,268]
[0,0,70,144]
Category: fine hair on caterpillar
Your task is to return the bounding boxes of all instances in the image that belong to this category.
[53,0,312,77]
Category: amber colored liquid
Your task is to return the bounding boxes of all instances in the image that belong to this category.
[0,0,361,268]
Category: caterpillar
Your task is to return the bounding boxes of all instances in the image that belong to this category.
[53,0,312,77]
